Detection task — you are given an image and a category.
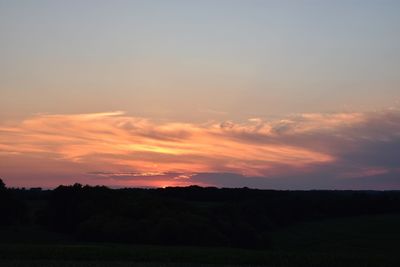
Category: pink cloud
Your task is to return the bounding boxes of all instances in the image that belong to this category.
[1,109,400,189]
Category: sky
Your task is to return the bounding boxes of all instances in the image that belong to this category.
[1,0,400,189]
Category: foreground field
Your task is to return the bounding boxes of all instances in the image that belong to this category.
[0,261,265,267]
[0,247,397,267]
[1,214,400,267]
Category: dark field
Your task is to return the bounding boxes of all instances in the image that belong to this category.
[2,215,400,266]
[1,181,400,266]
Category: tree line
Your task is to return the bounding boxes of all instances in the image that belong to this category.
[1,178,400,248]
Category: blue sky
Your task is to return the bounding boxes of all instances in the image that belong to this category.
[1,0,399,121]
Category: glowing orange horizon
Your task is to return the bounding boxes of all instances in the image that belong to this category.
[1,110,392,188]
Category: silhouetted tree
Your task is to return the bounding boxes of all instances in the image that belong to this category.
[0,178,5,190]
[3,183,400,247]
[0,178,27,226]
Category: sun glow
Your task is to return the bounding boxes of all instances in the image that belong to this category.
[2,110,398,188]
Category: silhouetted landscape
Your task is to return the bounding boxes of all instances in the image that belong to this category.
[2,0,400,266]
[1,178,400,266]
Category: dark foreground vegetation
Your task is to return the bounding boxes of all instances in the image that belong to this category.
[1,178,400,266]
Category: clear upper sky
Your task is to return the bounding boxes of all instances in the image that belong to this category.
[2,0,399,121]
[1,1,400,189]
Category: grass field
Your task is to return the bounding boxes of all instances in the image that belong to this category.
[271,214,400,253]
[1,214,400,266]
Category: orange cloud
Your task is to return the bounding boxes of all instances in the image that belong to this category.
[2,110,398,188]
[0,111,334,176]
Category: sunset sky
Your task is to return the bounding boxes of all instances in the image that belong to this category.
[1,0,400,189]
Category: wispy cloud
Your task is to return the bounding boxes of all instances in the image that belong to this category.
[1,110,400,189]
